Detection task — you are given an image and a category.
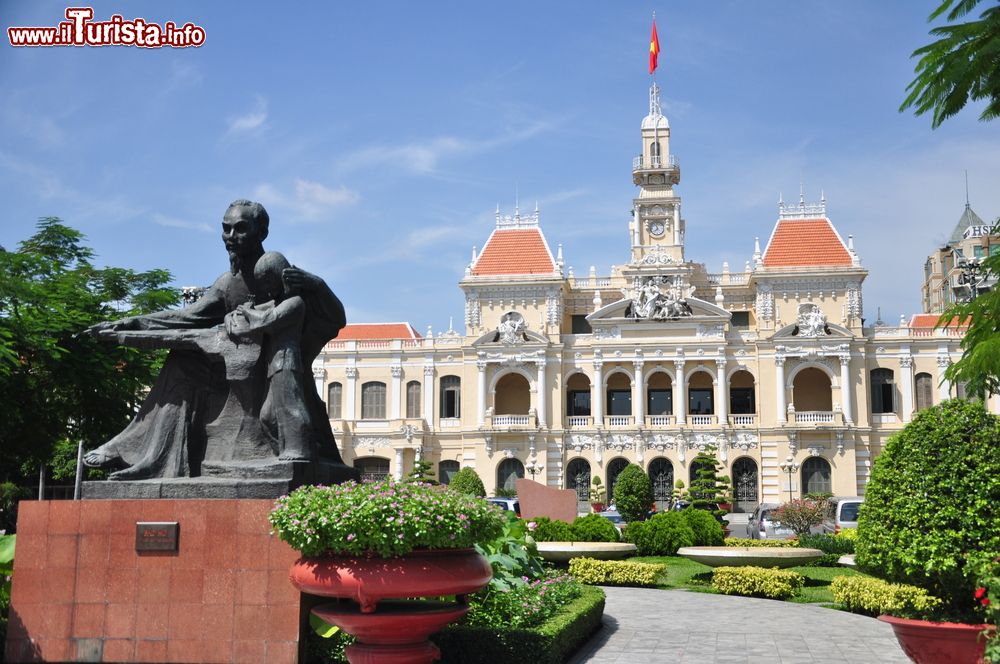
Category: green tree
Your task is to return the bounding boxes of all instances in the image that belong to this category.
[447,467,486,497]
[612,464,653,523]
[685,449,732,521]
[0,219,177,486]
[901,0,1000,127]
[405,459,438,485]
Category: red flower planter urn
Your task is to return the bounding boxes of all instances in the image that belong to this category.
[878,615,994,664]
[289,548,492,663]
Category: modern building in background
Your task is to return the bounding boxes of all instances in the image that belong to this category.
[922,202,999,313]
[313,83,982,511]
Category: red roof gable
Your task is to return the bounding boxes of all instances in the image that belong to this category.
[762,218,852,268]
[336,323,422,340]
[909,314,967,329]
[471,228,556,276]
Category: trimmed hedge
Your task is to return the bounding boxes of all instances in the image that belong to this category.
[831,575,942,618]
[725,538,798,548]
[711,566,804,600]
[531,517,576,543]
[679,508,724,546]
[798,533,855,555]
[623,512,694,556]
[612,464,653,523]
[435,585,606,664]
[448,467,486,497]
[570,514,620,543]
[568,558,666,587]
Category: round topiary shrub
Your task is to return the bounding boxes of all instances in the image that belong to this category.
[571,514,620,542]
[613,464,654,523]
[447,467,486,497]
[856,399,1000,621]
[624,512,695,556]
[679,508,725,546]
[530,516,576,542]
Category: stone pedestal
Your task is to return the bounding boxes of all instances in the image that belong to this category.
[5,499,305,663]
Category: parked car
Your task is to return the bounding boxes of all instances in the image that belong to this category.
[748,502,794,540]
[821,496,864,534]
[487,497,520,517]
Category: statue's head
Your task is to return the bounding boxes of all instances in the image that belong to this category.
[223,199,270,274]
[253,251,291,303]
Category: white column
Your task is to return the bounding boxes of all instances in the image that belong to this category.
[390,365,402,420]
[536,359,548,428]
[674,360,686,425]
[423,365,434,428]
[633,361,645,424]
[937,355,952,400]
[715,360,727,425]
[840,356,853,424]
[775,357,786,424]
[593,360,604,426]
[900,356,914,422]
[313,367,325,398]
[345,367,358,421]
[394,448,404,481]
[477,360,487,426]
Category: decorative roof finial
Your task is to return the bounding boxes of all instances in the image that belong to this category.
[649,82,662,118]
[965,169,971,209]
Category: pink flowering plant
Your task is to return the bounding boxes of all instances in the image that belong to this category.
[269,479,506,558]
[465,571,582,630]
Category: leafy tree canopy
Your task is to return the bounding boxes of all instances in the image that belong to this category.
[0,218,177,483]
[901,0,1000,127]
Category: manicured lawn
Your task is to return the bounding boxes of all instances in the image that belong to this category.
[631,555,868,605]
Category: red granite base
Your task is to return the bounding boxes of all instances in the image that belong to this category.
[5,499,303,663]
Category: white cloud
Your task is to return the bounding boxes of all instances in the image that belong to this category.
[153,213,214,233]
[252,178,360,223]
[227,95,268,133]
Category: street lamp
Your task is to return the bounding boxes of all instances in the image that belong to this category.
[778,455,799,503]
[525,459,544,481]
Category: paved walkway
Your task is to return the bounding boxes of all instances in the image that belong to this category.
[569,586,910,664]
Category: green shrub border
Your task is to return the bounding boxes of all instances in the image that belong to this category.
[434,585,606,664]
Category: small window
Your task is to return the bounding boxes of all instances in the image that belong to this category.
[361,382,386,419]
[730,311,750,329]
[650,140,661,157]
[647,389,672,415]
[571,315,592,334]
[327,382,342,419]
[688,388,714,415]
[990,245,1000,257]
[438,460,460,485]
[801,457,832,495]
[606,389,632,416]
[974,245,985,258]
[567,390,591,416]
[730,387,755,415]
[440,375,461,418]
[915,372,934,411]
[405,380,421,418]
[870,368,894,414]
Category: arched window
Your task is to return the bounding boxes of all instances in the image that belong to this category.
[606,457,629,503]
[566,373,592,417]
[327,382,342,419]
[438,460,460,485]
[354,456,390,482]
[650,140,661,157]
[405,380,421,418]
[440,375,461,418]
[801,457,832,496]
[729,370,756,415]
[915,373,934,411]
[648,458,674,511]
[496,458,524,492]
[361,382,386,419]
[871,369,895,414]
[731,457,758,513]
[565,458,591,504]
[688,371,714,415]
[606,372,632,416]
[646,372,673,416]
[495,373,530,414]
[792,367,833,411]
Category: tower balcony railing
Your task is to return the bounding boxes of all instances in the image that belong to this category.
[632,154,679,171]
[606,415,634,427]
[788,411,844,426]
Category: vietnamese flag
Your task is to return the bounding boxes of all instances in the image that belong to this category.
[649,20,660,74]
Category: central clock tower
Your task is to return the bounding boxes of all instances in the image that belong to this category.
[628,83,685,268]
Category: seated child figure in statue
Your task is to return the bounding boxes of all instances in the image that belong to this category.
[228,251,313,461]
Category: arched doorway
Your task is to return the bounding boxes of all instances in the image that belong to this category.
[496,458,524,494]
[354,456,390,482]
[731,457,758,513]
[565,458,591,511]
[801,457,832,496]
[606,457,629,505]
[648,457,674,512]
[792,367,833,411]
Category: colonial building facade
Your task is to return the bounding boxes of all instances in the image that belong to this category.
[313,84,972,512]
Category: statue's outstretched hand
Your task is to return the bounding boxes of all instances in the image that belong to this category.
[86,317,137,337]
[282,265,319,294]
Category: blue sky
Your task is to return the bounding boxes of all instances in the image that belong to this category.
[3,1,999,331]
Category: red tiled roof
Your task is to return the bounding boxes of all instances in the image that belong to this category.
[471,228,556,276]
[762,219,852,268]
[909,314,968,329]
[336,323,422,340]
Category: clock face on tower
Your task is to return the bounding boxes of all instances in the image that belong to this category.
[648,220,666,238]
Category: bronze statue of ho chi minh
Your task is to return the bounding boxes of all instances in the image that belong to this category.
[84,200,357,495]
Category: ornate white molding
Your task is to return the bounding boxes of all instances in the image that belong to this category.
[353,436,390,454]
[937,354,951,368]
[836,431,845,456]
[546,290,562,326]
[899,355,913,369]
[807,446,824,458]
[796,305,829,337]
[566,434,594,454]
[498,312,528,345]
[646,434,678,453]
[390,365,402,378]
[465,293,481,329]
[423,365,435,377]
[787,431,798,455]
[731,433,758,452]
[501,447,518,459]
[483,432,493,456]
[755,285,774,321]
[605,434,635,454]
[697,324,725,338]
[593,326,621,340]
[345,367,359,379]
[312,367,326,380]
